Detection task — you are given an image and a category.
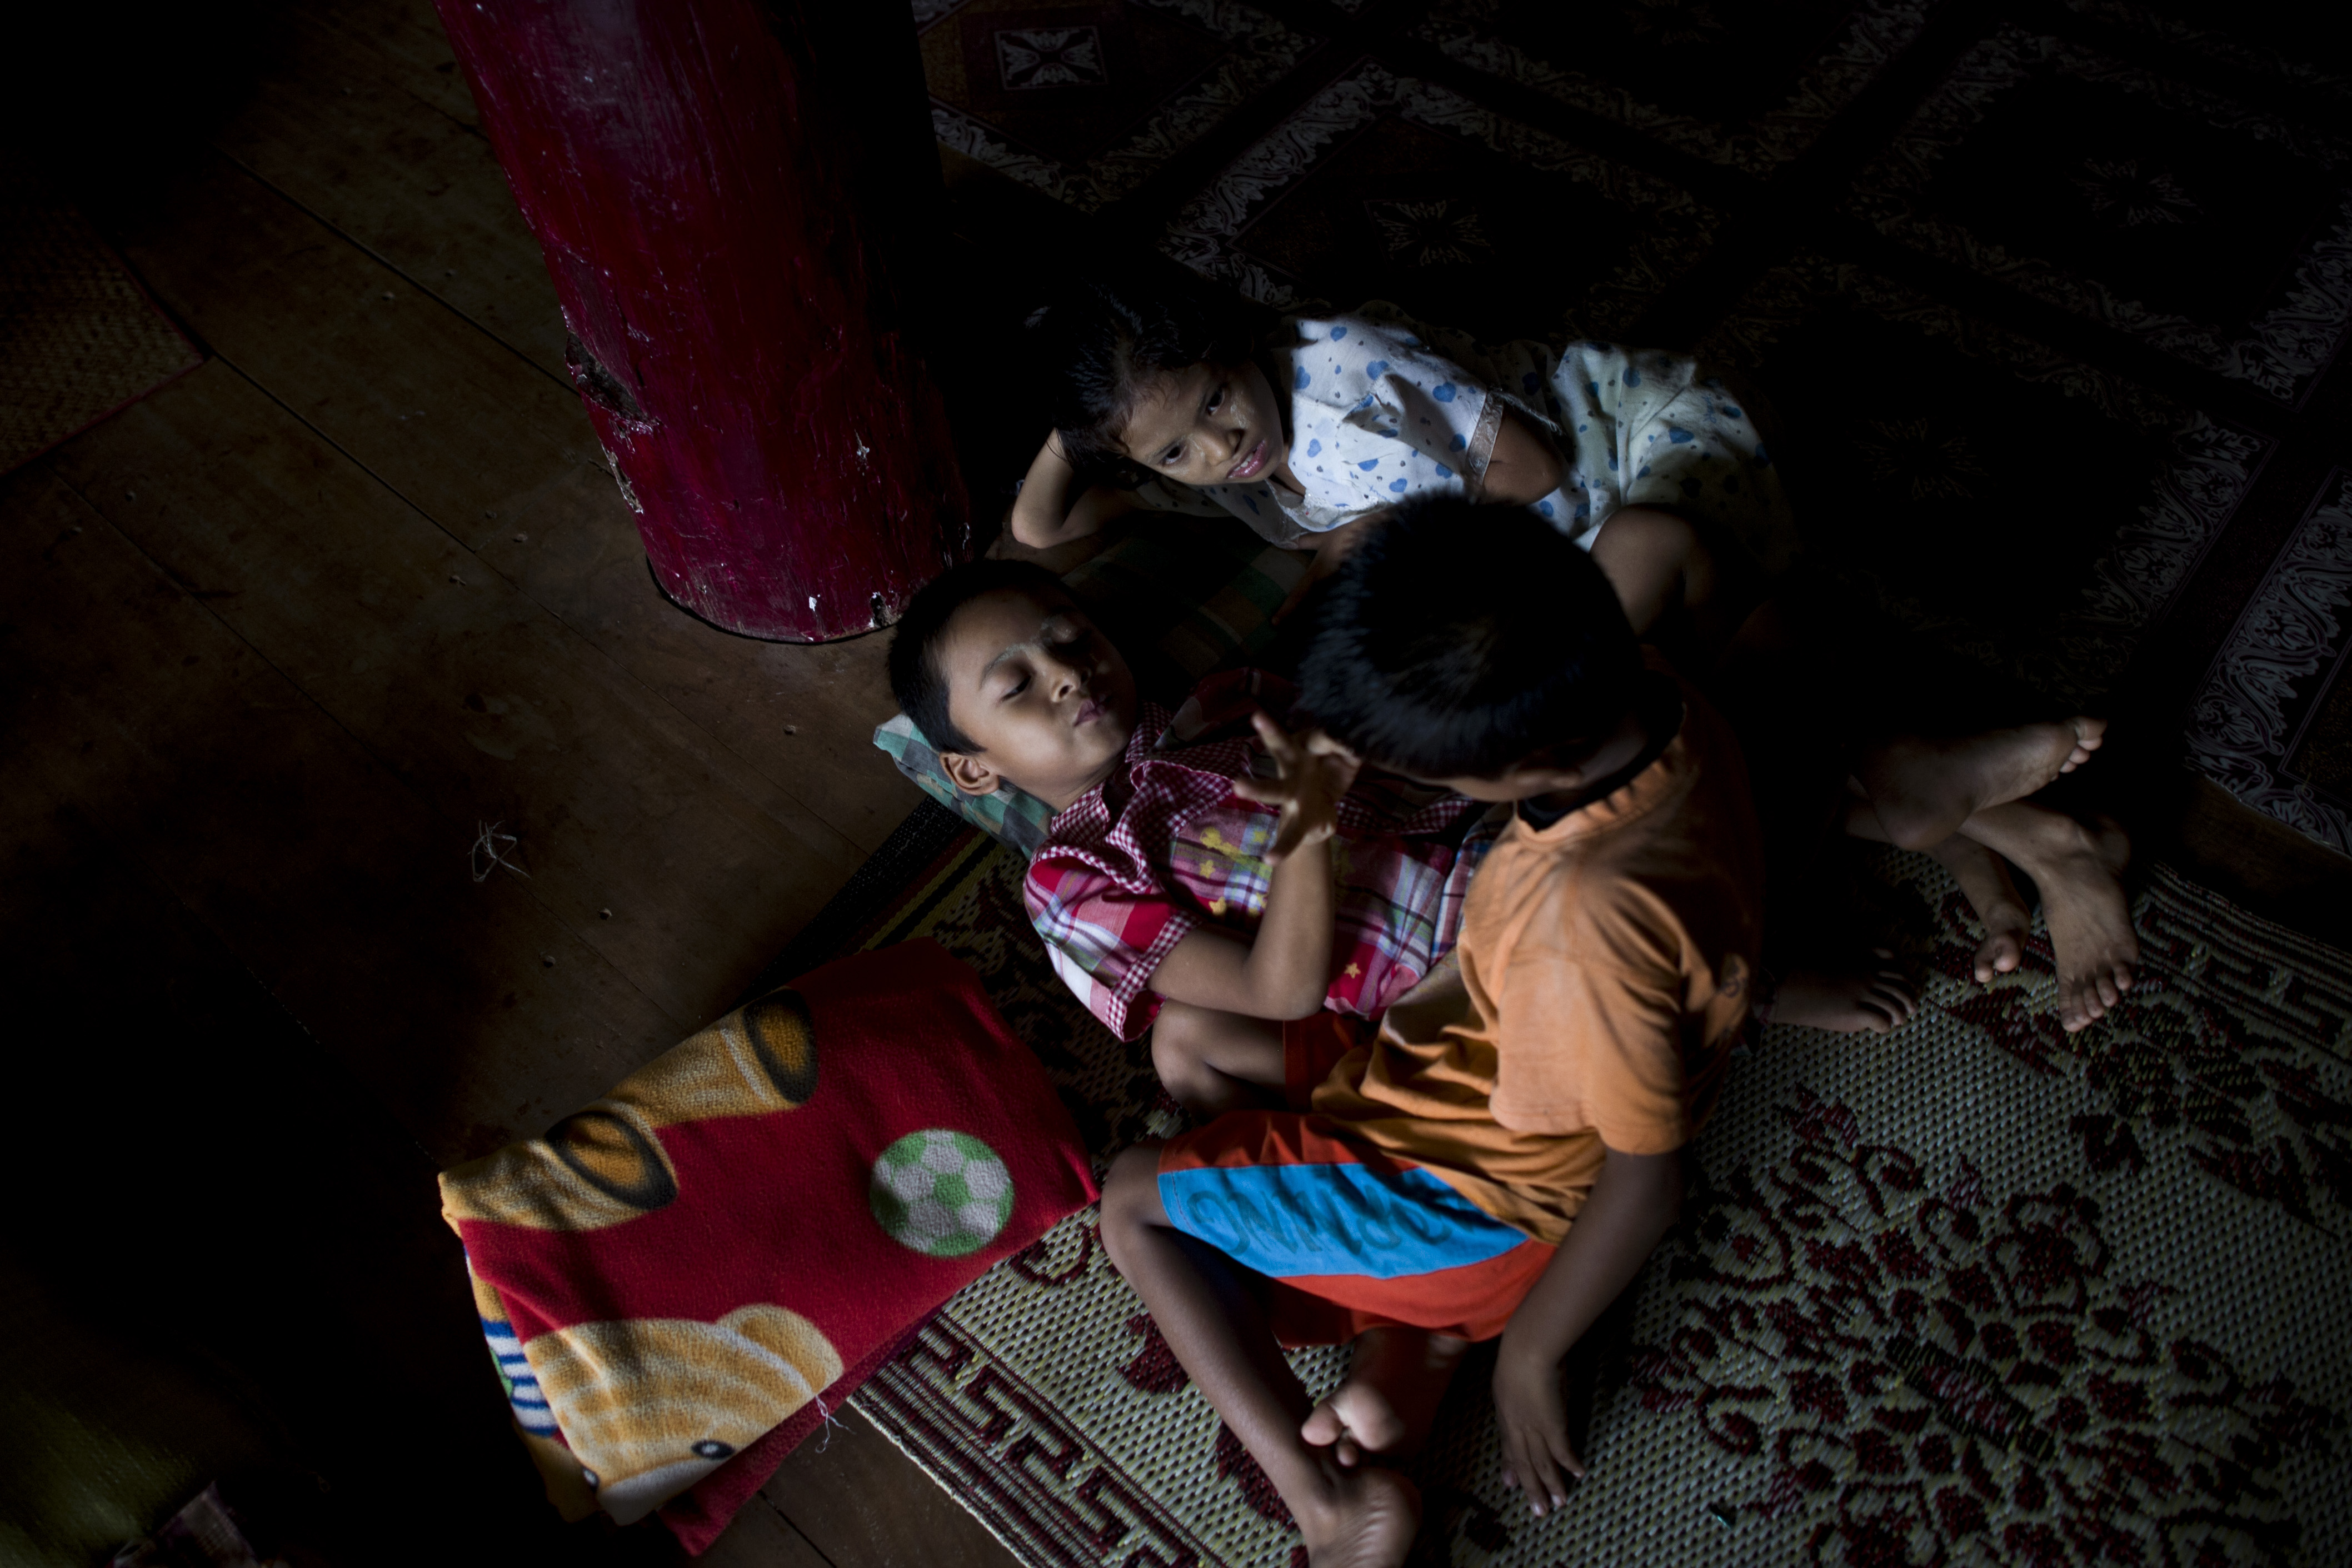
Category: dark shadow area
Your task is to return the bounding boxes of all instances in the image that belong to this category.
[1,804,687,1565]
[4,2,277,225]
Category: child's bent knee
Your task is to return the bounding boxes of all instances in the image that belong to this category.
[1099,1141,1168,1231]
[1149,1002,1223,1089]
[1149,1009,1200,1074]
[1597,504,1692,551]
[1097,1148,1175,1271]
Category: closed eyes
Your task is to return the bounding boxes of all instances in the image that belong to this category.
[1003,620,1092,694]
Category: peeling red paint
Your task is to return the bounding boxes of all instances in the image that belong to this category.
[437,0,971,641]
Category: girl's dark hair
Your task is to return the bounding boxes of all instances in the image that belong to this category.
[888,558,1068,754]
[1027,271,1262,479]
[1299,497,1643,779]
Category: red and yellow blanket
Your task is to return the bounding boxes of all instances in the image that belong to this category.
[440,940,1097,1534]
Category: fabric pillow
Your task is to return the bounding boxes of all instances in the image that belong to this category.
[874,517,1307,855]
[872,712,1057,860]
[439,939,1097,1539]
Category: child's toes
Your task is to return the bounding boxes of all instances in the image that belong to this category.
[1885,981,1920,1022]
[1973,932,2021,983]
[1302,1401,1346,1450]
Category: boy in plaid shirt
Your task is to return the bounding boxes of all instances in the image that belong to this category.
[887,559,1497,1116]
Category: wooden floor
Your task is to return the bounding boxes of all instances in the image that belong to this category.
[1,1,1015,1562]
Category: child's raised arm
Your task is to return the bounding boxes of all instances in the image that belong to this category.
[1147,719,1357,1020]
[1009,430,1136,548]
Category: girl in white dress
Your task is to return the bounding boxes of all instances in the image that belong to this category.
[1008,279,1799,643]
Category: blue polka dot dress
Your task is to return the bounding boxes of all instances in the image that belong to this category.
[1141,303,1799,576]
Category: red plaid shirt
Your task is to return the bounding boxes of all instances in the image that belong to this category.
[1023,671,1497,1040]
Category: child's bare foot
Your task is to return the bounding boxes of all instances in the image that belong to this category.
[1855,718,2106,850]
[1768,953,1919,1034]
[1301,1328,1468,1466]
[1926,836,2032,983]
[1964,806,2137,1032]
[1294,1466,1421,1568]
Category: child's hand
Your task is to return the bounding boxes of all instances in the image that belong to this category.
[1492,1344,1585,1516]
[1231,713,1360,864]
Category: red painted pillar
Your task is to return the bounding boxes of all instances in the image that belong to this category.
[436,0,970,641]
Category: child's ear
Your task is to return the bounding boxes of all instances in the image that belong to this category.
[940,750,1003,797]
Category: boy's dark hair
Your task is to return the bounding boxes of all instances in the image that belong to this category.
[1299,498,1643,778]
[888,558,1069,754]
[1027,271,1262,478]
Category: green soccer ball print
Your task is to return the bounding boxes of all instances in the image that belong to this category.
[868,1128,1015,1257]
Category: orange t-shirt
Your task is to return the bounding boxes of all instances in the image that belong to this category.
[1309,656,1763,1245]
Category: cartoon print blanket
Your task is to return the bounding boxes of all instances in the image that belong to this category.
[439,939,1099,1531]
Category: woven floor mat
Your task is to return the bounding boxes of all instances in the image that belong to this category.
[815,813,2348,1567]
[1,160,202,477]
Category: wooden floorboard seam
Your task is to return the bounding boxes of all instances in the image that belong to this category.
[756,1492,843,1568]
[210,139,578,402]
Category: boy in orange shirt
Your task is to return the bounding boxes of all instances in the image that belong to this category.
[1097,498,1899,1567]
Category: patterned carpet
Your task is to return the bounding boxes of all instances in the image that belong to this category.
[790,3,2352,1562]
[764,803,2350,1567]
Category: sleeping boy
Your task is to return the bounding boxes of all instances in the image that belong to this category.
[887,557,1497,1114]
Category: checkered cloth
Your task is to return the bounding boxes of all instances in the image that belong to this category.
[1024,670,1499,1040]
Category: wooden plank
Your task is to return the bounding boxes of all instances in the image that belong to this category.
[213,7,572,381]
[49,362,867,1046]
[482,460,930,858]
[0,461,671,1162]
[759,1408,1020,1568]
[104,143,923,856]
[307,0,486,130]
[104,147,590,556]
[2137,771,2352,952]
[699,1494,838,1568]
